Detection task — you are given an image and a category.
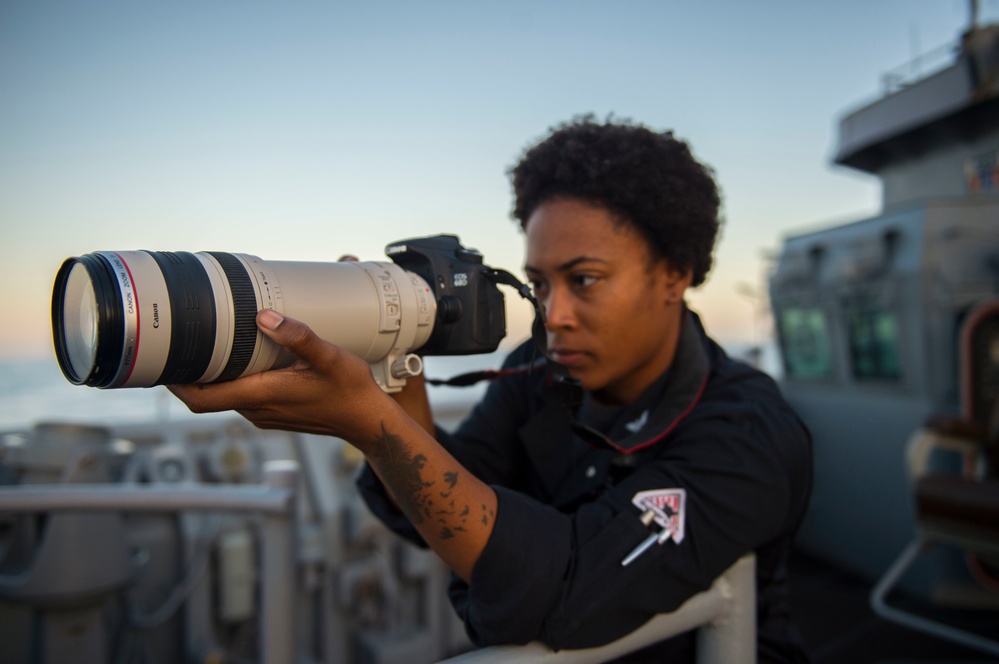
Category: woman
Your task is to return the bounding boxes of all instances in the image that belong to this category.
[172,116,812,662]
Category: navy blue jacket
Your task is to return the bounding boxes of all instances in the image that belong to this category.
[358,310,812,662]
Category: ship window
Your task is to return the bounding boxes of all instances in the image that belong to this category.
[848,309,901,380]
[778,307,833,379]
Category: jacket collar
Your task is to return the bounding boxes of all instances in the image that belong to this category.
[516,307,711,504]
[597,308,710,454]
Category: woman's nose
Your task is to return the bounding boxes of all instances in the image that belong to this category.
[543,287,576,330]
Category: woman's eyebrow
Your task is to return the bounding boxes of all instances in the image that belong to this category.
[524,256,608,274]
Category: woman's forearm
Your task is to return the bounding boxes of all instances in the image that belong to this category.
[357,404,496,582]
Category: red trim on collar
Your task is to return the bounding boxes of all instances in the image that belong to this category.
[604,371,710,455]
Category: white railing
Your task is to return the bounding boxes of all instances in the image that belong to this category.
[439,554,756,664]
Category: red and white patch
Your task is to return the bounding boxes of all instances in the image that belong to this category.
[632,488,686,544]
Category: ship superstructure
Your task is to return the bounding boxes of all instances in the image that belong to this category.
[770,17,999,613]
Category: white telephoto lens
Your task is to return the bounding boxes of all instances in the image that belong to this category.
[52,251,437,391]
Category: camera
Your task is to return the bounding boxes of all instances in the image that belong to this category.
[51,235,507,392]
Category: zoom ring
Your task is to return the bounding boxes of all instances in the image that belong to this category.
[210,252,259,382]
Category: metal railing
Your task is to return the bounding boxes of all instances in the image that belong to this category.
[439,554,756,664]
[0,460,299,664]
[871,536,999,657]
[880,39,959,95]
[0,463,758,664]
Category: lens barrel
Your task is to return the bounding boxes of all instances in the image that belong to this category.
[51,251,437,390]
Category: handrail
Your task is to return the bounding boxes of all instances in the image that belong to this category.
[438,553,756,664]
[880,39,958,94]
[871,537,999,657]
[0,460,299,664]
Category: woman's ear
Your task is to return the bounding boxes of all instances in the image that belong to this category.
[663,267,693,304]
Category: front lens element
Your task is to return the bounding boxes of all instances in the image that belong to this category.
[62,263,98,379]
[52,254,125,386]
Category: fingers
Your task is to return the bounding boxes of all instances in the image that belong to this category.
[168,377,270,414]
[167,311,377,425]
[168,311,327,414]
[167,383,219,414]
[166,310,391,441]
[255,310,337,370]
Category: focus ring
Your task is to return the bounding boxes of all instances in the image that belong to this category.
[150,252,216,385]
[209,252,259,382]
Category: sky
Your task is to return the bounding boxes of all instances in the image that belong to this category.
[1,0,993,361]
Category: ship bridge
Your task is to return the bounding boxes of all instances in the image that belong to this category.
[834,22,999,207]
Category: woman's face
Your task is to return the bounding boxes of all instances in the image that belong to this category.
[524,198,691,405]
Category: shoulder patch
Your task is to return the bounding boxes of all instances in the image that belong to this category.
[632,488,686,544]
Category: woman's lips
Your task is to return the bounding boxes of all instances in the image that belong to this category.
[550,349,587,366]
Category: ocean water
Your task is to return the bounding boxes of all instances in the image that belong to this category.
[0,356,172,430]
[0,343,778,433]
[0,352,502,432]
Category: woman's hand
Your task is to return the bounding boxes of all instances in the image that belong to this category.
[171,310,497,582]
[169,309,391,442]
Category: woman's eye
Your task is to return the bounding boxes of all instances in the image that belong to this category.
[573,275,597,288]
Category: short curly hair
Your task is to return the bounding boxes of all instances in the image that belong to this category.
[508,115,721,287]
